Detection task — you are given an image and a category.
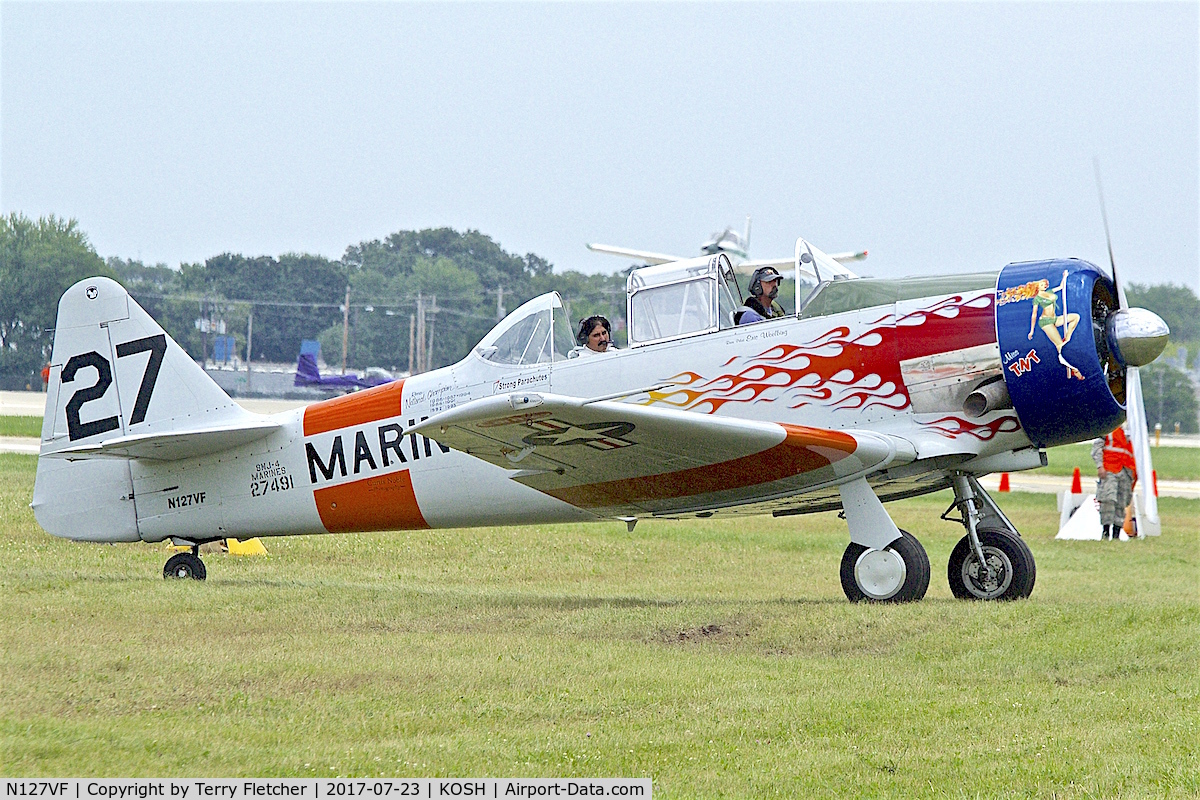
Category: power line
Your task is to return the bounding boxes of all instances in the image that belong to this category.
[128,291,500,321]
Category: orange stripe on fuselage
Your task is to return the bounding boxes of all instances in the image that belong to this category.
[313,469,429,532]
[546,423,858,509]
[303,379,406,437]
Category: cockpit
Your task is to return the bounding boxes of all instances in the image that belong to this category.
[473,292,575,366]
[626,254,741,345]
[623,238,860,347]
[472,236,998,364]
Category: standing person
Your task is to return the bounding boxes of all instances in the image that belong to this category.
[576,316,616,354]
[1091,424,1137,540]
[737,266,787,324]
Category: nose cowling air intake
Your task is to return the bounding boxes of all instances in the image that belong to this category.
[993,259,1167,449]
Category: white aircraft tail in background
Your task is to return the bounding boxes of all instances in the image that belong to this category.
[587,216,868,271]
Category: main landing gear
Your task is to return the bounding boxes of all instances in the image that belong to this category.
[943,474,1035,600]
[837,477,931,603]
[835,473,1035,603]
[163,544,207,581]
[840,530,930,602]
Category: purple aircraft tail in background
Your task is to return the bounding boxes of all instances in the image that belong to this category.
[294,340,395,391]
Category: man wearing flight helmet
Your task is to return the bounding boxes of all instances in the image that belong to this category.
[737,266,787,324]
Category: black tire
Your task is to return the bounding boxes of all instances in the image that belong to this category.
[947,526,1035,600]
[164,552,206,581]
[840,530,930,603]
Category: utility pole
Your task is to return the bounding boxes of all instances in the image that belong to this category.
[201,299,209,367]
[408,314,415,375]
[426,294,438,371]
[245,305,254,393]
[416,293,425,374]
[485,286,506,321]
[341,285,350,374]
[1157,368,1165,429]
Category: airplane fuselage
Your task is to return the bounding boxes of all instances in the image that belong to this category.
[113,283,1026,544]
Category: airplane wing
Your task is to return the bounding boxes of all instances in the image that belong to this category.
[44,419,282,461]
[408,392,915,517]
[828,250,869,264]
[739,250,866,277]
[586,243,685,265]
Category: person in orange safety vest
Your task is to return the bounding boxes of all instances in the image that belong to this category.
[1091,424,1137,540]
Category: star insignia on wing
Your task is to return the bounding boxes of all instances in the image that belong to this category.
[521,419,637,450]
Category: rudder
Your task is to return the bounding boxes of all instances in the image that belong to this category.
[33,277,247,542]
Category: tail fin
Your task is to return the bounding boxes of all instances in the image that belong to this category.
[33,277,264,542]
[41,277,244,448]
[294,339,323,386]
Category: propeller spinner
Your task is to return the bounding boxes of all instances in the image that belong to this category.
[1107,307,1170,367]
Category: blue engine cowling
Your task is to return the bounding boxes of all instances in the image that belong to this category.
[995,259,1124,448]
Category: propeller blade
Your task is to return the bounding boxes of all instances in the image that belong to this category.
[1092,161,1164,536]
[1094,158,1127,309]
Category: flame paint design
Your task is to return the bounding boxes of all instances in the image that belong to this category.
[921,415,1022,441]
[642,293,997,423]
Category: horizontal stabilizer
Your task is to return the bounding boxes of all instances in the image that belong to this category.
[44,419,281,461]
[829,250,869,264]
[739,250,863,281]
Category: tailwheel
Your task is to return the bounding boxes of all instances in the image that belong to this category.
[840,530,930,603]
[948,526,1035,600]
[163,551,206,581]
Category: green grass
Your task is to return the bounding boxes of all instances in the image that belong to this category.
[1037,442,1200,481]
[0,414,41,438]
[1,452,1197,795]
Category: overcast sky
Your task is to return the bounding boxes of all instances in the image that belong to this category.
[2,2,1197,290]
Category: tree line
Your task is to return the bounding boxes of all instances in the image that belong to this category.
[0,211,1196,431]
[0,213,628,387]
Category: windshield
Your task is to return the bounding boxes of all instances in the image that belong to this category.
[630,279,717,342]
[795,237,856,313]
[476,292,573,365]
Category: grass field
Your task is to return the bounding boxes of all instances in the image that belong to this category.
[0,415,41,438]
[1,452,1198,795]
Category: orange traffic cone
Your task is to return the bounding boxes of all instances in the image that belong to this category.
[998,472,1010,492]
[1070,467,1082,494]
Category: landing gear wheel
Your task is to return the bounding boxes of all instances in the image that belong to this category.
[948,526,1035,600]
[164,552,206,581]
[840,530,930,603]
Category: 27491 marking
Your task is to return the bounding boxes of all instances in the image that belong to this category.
[251,475,294,497]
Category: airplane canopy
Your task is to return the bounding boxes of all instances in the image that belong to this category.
[475,291,576,365]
